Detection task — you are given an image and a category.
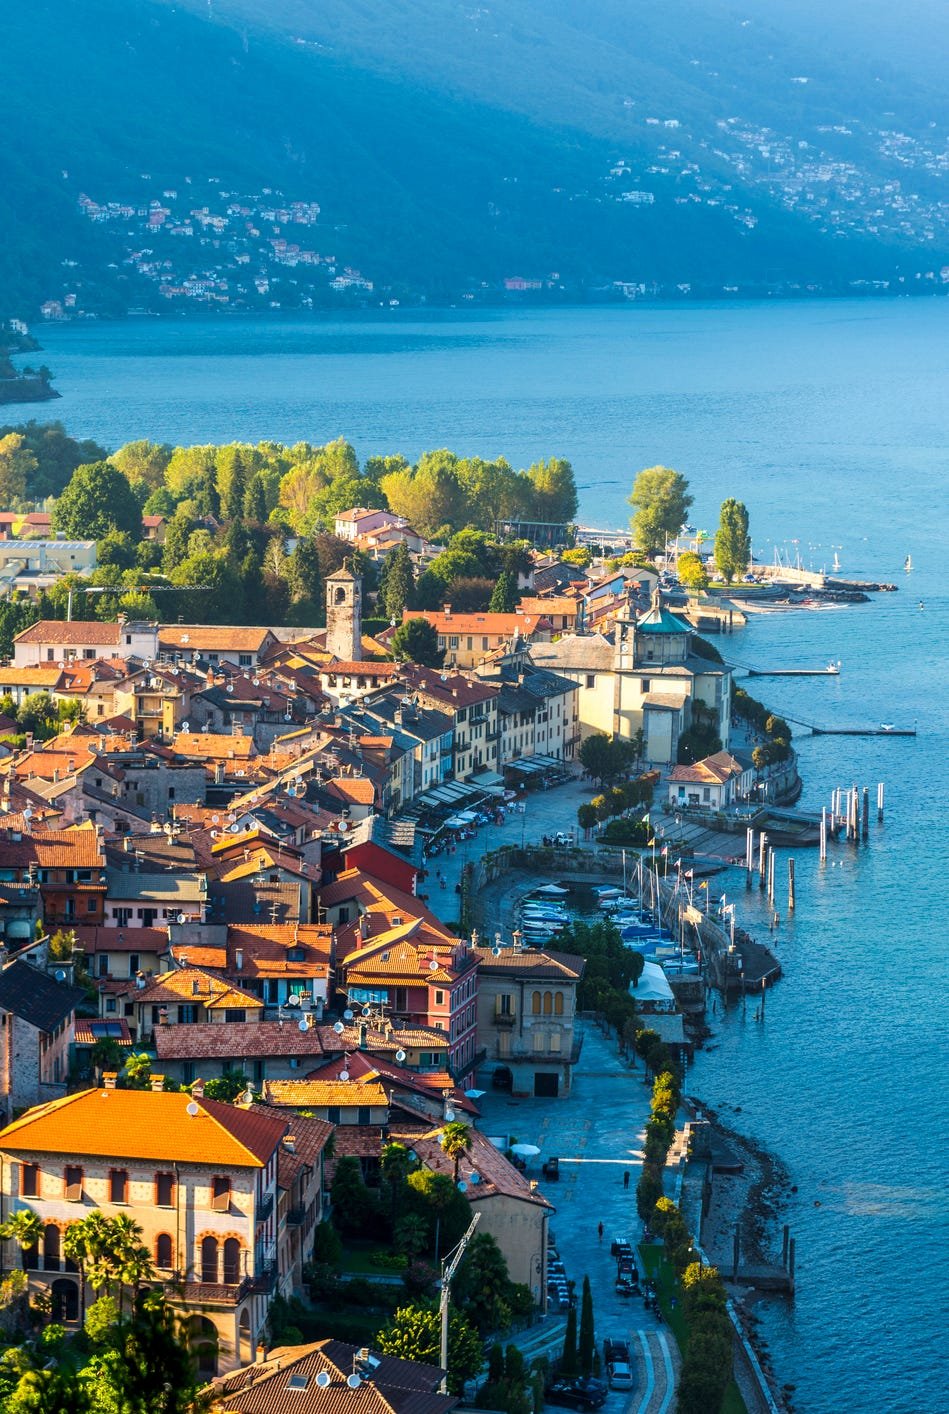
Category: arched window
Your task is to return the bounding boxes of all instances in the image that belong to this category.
[223,1237,241,1285]
[531,991,541,1015]
[43,1224,61,1273]
[155,1233,174,1270]
[554,992,564,1016]
[543,991,553,1015]
[334,587,346,604]
[200,1236,218,1284]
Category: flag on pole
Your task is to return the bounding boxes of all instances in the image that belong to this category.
[684,869,693,879]
[647,838,656,847]
[698,880,708,890]
[641,813,651,825]
[660,845,669,857]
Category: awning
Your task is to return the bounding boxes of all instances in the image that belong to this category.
[471,769,504,787]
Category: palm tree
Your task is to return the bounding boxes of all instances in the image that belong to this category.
[381,1142,412,1231]
[439,1121,472,1184]
[0,1209,43,1268]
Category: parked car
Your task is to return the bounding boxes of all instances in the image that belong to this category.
[603,1338,631,1367]
[610,1236,634,1258]
[608,1363,635,1392]
[545,1379,608,1411]
[542,1156,560,1179]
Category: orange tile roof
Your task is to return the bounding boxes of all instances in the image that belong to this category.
[0,1088,287,1167]
[326,777,375,806]
[173,733,256,759]
[159,625,275,652]
[0,827,104,868]
[260,1079,389,1108]
[13,620,122,646]
[343,930,468,985]
[0,667,65,687]
[403,608,548,636]
[135,967,263,1010]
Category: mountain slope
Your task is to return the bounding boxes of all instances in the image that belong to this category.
[2,0,945,316]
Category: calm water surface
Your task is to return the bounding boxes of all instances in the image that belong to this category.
[32,302,949,1411]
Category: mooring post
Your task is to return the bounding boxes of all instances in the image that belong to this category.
[767,848,775,904]
[745,826,754,872]
[862,786,870,841]
[759,845,768,892]
[820,806,827,862]
[788,1237,796,1286]
[877,781,885,822]
[782,1224,790,1268]
[759,831,767,877]
[788,856,795,911]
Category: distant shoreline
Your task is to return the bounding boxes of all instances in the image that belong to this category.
[0,377,60,406]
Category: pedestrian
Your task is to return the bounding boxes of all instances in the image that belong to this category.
[597,1221,604,1242]
[623,1170,630,1190]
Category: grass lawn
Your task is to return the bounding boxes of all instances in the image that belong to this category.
[339,1240,406,1277]
[639,1243,746,1414]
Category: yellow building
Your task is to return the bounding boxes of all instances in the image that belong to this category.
[0,1085,331,1375]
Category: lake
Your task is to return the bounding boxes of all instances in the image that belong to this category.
[30,301,949,1411]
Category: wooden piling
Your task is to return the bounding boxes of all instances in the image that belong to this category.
[788,857,795,911]
[782,1224,790,1267]
[745,826,754,872]
[862,786,870,841]
[759,845,767,892]
[820,807,827,862]
[758,831,768,877]
[767,849,775,904]
[877,781,885,822]
[788,1237,796,1286]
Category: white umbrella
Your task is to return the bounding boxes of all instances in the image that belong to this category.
[510,1143,541,1157]
[533,884,570,897]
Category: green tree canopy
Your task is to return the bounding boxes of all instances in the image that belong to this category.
[714,498,751,583]
[0,433,37,507]
[392,617,443,668]
[0,420,107,500]
[489,569,518,612]
[109,440,172,491]
[677,550,709,590]
[377,1304,482,1395]
[628,466,693,553]
[52,462,141,541]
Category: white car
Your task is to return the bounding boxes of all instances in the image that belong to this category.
[608,1363,635,1391]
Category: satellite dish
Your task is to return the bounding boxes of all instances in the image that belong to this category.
[469,1171,481,1185]
[186,1101,199,1117]
[395,1049,406,1063]
[492,945,502,957]
[298,1019,309,1033]
[229,823,240,833]
[181,721,189,731]
[361,1005,371,1018]
[428,959,439,972]
[54,968,67,982]
[457,1180,468,1192]
[347,1375,362,1390]
[445,1107,456,1122]
[288,993,301,1007]
[211,814,220,825]
[343,1009,354,1021]
[316,1373,331,1390]
[339,1070,350,1082]
[333,1021,345,1035]
[253,678,260,686]
[177,913,187,924]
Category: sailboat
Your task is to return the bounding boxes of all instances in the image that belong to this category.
[832,552,841,573]
[904,555,913,572]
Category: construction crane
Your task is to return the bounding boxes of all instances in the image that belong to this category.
[439,1212,481,1394]
[66,583,211,620]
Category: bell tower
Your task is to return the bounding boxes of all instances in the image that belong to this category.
[325,567,362,661]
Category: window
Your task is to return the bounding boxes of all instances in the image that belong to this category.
[434,990,444,1006]
[109,1169,129,1204]
[449,636,458,650]
[394,987,407,1011]
[155,1172,175,1207]
[200,1236,219,1284]
[549,1032,562,1052]
[64,1166,83,1201]
[498,993,513,1015]
[357,1106,371,1126]
[43,1224,61,1272]
[531,991,541,1015]
[178,1005,198,1024]
[21,1163,39,1198]
[239,654,252,668]
[223,1237,241,1284]
[128,954,140,976]
[224,1009,246,1023]
[641,678,651,692]
[210,1175,231,1212]
[702,788,710,802]
[543,991,553,1016]
[554,992,564,1016]
[326,1107,341,1125]
[97,956,108,978]
[155,1233,174,1269]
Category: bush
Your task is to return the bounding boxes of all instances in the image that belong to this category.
[370,1250,408,1272]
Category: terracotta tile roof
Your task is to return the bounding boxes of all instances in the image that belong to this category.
[72,926,168,954]
[395,665,499,709]
[154,1021,330,1061]
[318,661,398,677]
[261,1079,389,1108]
[391,1124,553,1210]
[173,733,256,760]
[0,667,65,687]
[135,967,264,1010]
[73,1017,133,1046]
[0,827,104,869]
[208,1338,454,1414]
[303,1052,477,1115]
[473,945,585,980]
[0,1088,288,1167]
[326,777,375,806]
[159,625,275,652]
[13,620,122,646]
[403,609,548,636]
[343,931,469,985]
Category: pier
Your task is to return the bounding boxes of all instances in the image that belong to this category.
[779,712,916,737]
[743,665,839,678]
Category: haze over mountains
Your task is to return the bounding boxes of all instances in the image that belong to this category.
[3,0,947,315]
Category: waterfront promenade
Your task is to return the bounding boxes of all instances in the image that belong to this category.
[477,1024,680,1413]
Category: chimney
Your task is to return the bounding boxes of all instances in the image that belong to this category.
[103,1071,118,1089]
[442,604,451,618]
[358,914,370,941]
[192,978,201,996]
[191,1078,204,1099]
[282,1134,296,1153]
[123,836,131,852]
[158,1006,169,1025]
[150,1073,165,1091]
[235,947,243,971]
[358,1021,368,1049]
[135,971,147,990]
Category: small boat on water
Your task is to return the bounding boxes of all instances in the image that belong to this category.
[904,554,913,572]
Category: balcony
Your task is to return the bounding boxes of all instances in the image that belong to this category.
[494,1008,516,1027]
[285,1207,306,1227]
[256,1192,274,1223]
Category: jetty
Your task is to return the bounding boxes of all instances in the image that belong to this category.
[741,664,839,678]
[779,712,917,737]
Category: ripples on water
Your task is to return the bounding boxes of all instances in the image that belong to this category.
[35,300,949,1411]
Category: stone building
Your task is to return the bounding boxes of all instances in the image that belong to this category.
[473,941,584,1097]
[325,568,362,662]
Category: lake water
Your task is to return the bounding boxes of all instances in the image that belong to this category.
[30,302,949,1411]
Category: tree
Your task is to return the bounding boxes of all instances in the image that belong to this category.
[560,1303,578,1377]
[578,733,637,787]
[377,1304,482,1395]
[0,433,36,506]
[123,1052,153,1089]
[380,541,415,621]
[330,1156,377,1235]
[203,1073,249,1104]
[52,462,141,541]
[0,420,107,500]
[452,1233,521,1336]
[285,538,322,624]
[394,1213,429,1259]
[578,1276,594,1377]
[242,473,268,523]
[381,1142,413,1231]
[80,1288,202,1414]
[628,467,692,554]
[17,692,59,740]
[525,457,578,523]
[489,570,517,612]
[392,617,443,667]
[677,551,708,591]
[440,1121,472,1183]
[714,499,751,583]
[561,545,592,569]
[0,1210,43,1267]
[109,441,171,491]
[577,802,598,837]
